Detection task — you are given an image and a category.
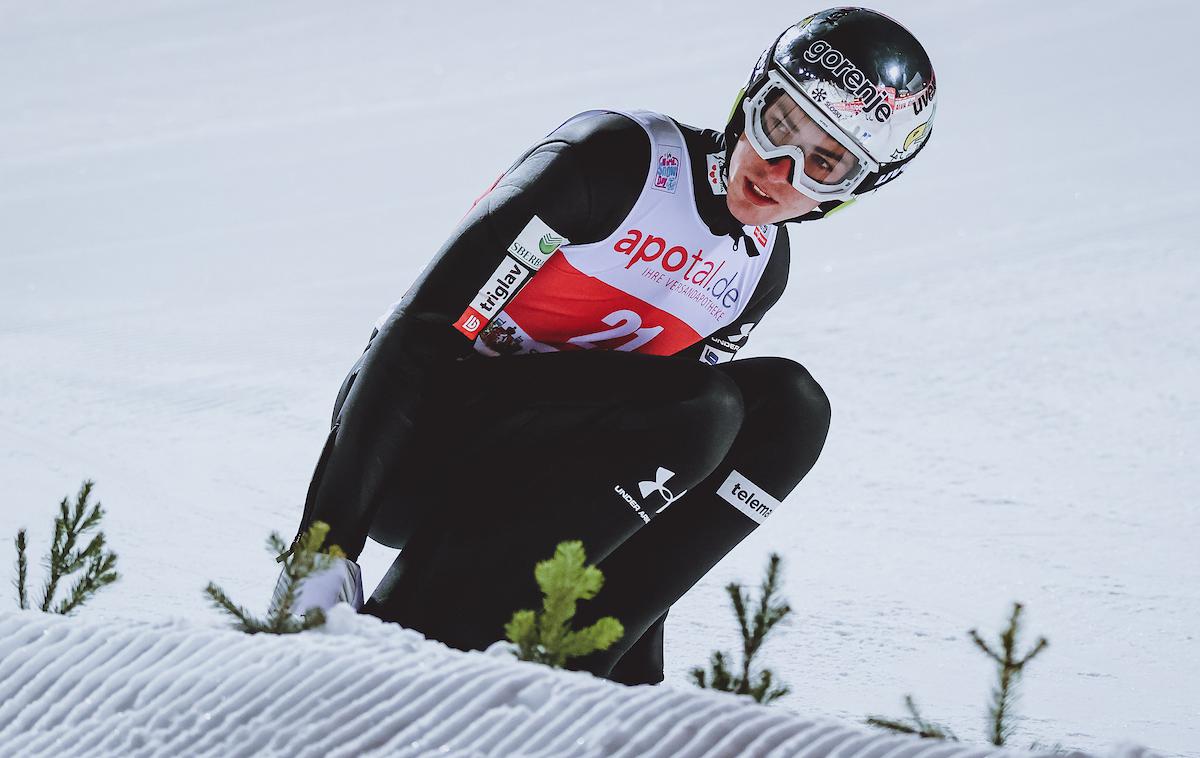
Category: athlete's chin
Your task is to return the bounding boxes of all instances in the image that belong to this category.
[727,194,786,226]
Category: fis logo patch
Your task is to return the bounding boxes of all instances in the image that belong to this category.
[653,147,681,193]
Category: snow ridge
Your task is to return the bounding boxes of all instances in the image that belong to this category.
[0,608,1157,758]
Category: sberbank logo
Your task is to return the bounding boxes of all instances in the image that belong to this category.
[539,233,565,255]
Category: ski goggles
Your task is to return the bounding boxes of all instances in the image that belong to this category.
[742,70,879,200]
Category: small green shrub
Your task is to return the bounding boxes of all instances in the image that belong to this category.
[690,552,791,704]
[504,540,624,667]
[867,601,1049,746]
[13,479,119,614]
[204,521,344,634]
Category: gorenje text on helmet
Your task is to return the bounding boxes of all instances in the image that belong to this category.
[802,40,892,123]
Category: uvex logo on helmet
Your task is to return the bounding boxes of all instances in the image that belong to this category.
[614,229,742,309]
[803,40,892,122]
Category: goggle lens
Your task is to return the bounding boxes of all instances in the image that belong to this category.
[757,88,861,188]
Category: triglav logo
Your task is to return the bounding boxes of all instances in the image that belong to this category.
[638,467,688,514]
[475,260,527,316]
[803,39,893,122]
[457,215,568,340]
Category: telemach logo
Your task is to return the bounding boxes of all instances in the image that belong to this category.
[614,229,742,309]
[716,470,781,524]
[730,483,773,518]
[803,39,893,122]
[455,255,533,339]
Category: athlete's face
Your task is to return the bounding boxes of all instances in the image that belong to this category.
[726,131,822,226]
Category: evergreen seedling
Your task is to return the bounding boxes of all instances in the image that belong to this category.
[204,521,345,634]
[867,602,1049,746]
[690,552,791,704]
[504,540,624,668]
[971,601,1048,745]
[12,480,120,614]
[866,695,957,740]
[14,530,28,609]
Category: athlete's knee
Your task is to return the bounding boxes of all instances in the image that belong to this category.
[773,358,832,439]
[735,357,831,465]
[674,363,745,436]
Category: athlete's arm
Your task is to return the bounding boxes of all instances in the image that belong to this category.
[305,112,651,557]
[400,112,651,328]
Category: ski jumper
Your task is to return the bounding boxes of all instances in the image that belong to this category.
[295,110,831,683]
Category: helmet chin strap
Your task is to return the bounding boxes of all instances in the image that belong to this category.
[789,197,855,224]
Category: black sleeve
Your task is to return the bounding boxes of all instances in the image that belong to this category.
[674,225,791,364]
[305,113,652,555]
[394,111,649,331]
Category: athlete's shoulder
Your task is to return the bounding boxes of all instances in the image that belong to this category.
[544,111,653,186]
[669,118,725,151]
[549,110,651,150]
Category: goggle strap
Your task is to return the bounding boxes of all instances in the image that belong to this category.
[852,125,933,196]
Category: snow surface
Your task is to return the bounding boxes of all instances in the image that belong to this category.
[0,606,1162,757]
[1,0,1197,755]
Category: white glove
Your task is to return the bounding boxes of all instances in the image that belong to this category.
[272,555,364,616]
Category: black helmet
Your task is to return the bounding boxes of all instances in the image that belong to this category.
[725,8,938,218]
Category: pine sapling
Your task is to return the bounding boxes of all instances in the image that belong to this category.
[14,530,28,610]
[866,601,1049,747]
[204,521,345,634]
[11,480,120,614]
[504,540,624,667]
[866,695,957,740]
[970,601,1048,746]
[690,552,791,704]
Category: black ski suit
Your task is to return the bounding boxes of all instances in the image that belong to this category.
[294,111,831,684]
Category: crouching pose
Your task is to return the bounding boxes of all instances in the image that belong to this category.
[277,8,938,684]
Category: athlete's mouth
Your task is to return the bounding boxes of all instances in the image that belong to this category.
[743,177,777,206]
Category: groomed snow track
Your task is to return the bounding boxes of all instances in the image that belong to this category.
[0,608,1157,758]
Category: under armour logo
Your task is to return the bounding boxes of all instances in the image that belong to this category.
[728,323,756,343]
[638,467,688,514]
